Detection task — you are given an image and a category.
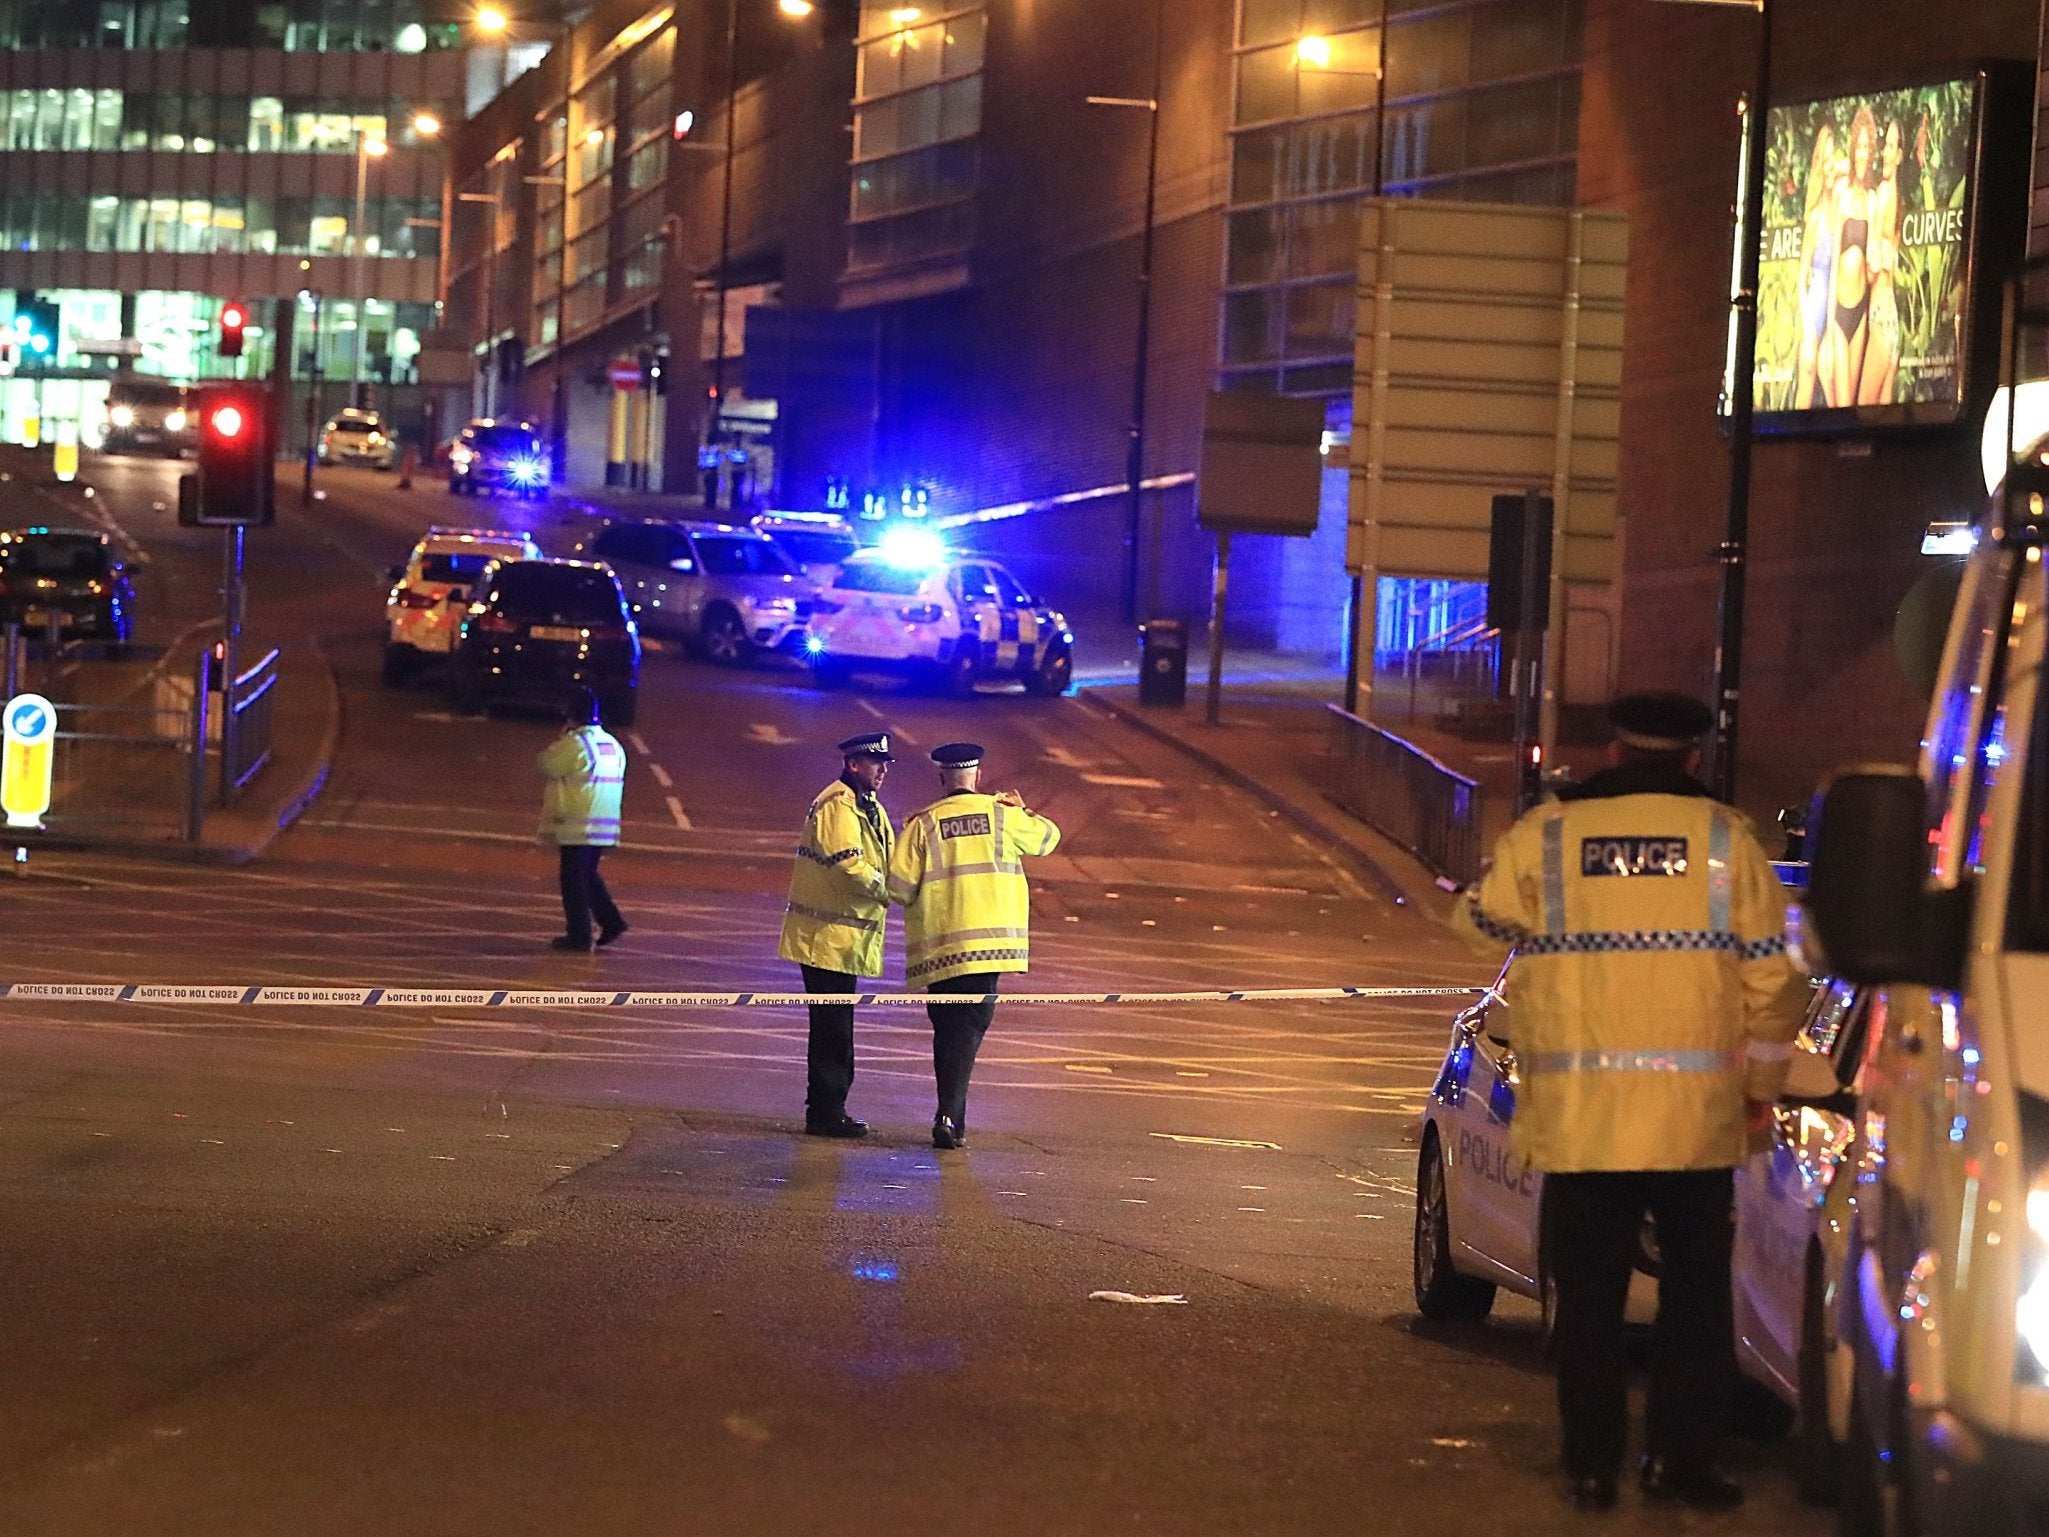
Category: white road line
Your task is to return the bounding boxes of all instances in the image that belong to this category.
[891,724,919,747]
[747,723,797,746]
[648,763,674,789]
[856,700,886,722]
[1081,773,1164,790]
[665,795,692,830]
[628,731,651,755]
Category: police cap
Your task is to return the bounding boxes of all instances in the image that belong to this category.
[1609,691,1714,752]
[837,731,894,761]
[931,741,984,768]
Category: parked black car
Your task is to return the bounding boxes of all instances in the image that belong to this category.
[449,558,639,725]
[0,527,135,649]
[447,419,550,499]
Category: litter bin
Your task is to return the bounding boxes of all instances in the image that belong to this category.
[1139,618,1187,707]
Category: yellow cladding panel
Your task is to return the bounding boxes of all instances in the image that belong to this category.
[1374,524,1617,583]
[1354,477,1617,535]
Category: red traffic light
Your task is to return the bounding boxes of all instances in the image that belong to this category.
[209,404,245,440]
[221,303,246,330]
[219,301,247,358]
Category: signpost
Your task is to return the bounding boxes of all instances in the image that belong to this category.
[2,691,56,830]
[608,357,643,391]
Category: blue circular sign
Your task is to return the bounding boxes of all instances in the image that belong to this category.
[5,694,53,745]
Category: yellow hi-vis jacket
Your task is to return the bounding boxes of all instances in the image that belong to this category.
[1450,770,1807,1174]
[888,791,1061,985]
[535,725,626,847]
[778,778,896,978]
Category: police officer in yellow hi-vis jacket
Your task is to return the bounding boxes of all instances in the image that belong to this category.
[778,732,896,1139]
[888,742,1060,1149]
[1451,692,1806,1515]
[537,686,628,954]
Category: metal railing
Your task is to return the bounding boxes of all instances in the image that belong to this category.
[225,647,279,795]
[1324,703,1483,887]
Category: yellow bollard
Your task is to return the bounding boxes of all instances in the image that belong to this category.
[397,444,416,490]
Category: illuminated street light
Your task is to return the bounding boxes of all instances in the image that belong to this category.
[363,138,389,158]
[474,4,509,33]
[585,127,606,147]
[1295,34,1333,68]
[412,112,442,138]
[777,0,814,14]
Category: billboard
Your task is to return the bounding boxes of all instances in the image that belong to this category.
[1747,75,1984,430]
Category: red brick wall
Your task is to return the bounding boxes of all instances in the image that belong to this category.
[1579,0,2040,817]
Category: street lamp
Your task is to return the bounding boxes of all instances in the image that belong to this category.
[1649,0,1770,800]
[1291,25,1387,716]
[1085,0,1165,625]
[702,0,816,508]
[351,133,389,403]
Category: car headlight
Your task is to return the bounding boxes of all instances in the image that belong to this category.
[109,406,134,428]
[165,409,187,432]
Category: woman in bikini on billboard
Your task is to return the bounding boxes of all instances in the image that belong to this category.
[1858,119,1906,406]
[1820,105,1879,407]
[1794,124,1841,409]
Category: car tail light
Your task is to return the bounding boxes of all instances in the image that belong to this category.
[899,602,943,624]
[475,614,519,635]
[809,597,843,615]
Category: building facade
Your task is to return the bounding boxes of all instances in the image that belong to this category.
[0,0,507,454]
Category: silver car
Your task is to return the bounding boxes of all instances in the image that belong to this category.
[575,518,814,665]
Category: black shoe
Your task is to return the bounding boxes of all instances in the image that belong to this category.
[549,934,595,953]
[1560,1474,1617,1512]
[804,1114,868,1139]
[596,922,629,948]
[1639,1457,1744,1511]
[931,1115,965,1150]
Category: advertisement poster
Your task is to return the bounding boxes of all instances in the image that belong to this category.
[1752,77,1979,422]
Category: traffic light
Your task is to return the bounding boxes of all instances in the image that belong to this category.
[179,384,275,528]
[218,301,247,359]
[11,295,57,367]
[647,350,668,395]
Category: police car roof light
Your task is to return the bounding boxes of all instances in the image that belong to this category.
[876,525,947,570]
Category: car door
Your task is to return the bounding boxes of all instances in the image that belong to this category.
[985,563,1043,673]
[589,526,654,618]
[1734,978,1861,1394]
[953,563,1001,665]
[1449,983,1543,1285]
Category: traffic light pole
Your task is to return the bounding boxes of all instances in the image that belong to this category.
[219,525,244,808]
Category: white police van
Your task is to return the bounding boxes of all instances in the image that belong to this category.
[1802,373,2049,1534]
[1415,955,1867,1500]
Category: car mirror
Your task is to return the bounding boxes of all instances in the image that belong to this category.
[1805,766,1969,990]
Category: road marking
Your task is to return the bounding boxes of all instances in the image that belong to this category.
[1082,773,1164,790]
[1148,1133,1283,1151]
[665,795,692,830]
[628,731,651,754]
[411,711,463,723]
[856,700,887,722]
[747,723,797,747]
[648,763,673,789]
[1046,747,1093,769]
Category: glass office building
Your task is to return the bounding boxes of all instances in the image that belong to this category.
[1222,0,1583,396]
[0,0,471,447]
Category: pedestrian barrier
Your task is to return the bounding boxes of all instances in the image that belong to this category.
[225,647,279,793]
[0,983,1489,1008]
[1323,703,1483,888]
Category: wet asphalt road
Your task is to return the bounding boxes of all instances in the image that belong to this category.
[0,456,1824,1534]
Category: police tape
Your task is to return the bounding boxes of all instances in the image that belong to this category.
[0,983,1489,1009]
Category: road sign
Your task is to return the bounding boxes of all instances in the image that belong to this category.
[2,692,56,829]
[608,357,643,390]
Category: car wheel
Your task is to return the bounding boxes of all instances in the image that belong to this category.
[699,605,753,666]
[1413,1130,1496,1322]
[944,641,979,698]
[1797,1251,1843,1506]
[380,644,415,688]
[1025,643,1073,697]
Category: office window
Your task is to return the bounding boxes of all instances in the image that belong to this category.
[249,97,284,151]
[848,4,985,278]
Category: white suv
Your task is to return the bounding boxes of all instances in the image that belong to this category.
[383,526,540,685]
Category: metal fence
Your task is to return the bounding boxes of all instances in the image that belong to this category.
[225,648,279,794]
[1323,703,1483,888]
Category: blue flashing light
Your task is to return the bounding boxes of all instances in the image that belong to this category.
[804,633,827,656]
[850,1259,899,1283]
[876,524,946,570]
[508,457,548,486]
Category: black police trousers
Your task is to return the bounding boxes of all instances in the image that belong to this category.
[1546,1167,1736,1479]
[926,972,997,1128]
[557,845,623,946]
[800,964,857,1122]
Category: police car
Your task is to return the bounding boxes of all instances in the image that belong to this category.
[804,531,1074,695]
[1415,960,1863,1498]
[382,526,540,685]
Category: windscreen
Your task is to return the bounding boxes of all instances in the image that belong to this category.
[831,558,930,596]
[2,535,108,579]
[420,552,496,583]
[495,565,622,625]
[694,536,794,577]
[770,530,857,565]
[474,427,539,454]
[330,418,376,435]
[108,381,183,408]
